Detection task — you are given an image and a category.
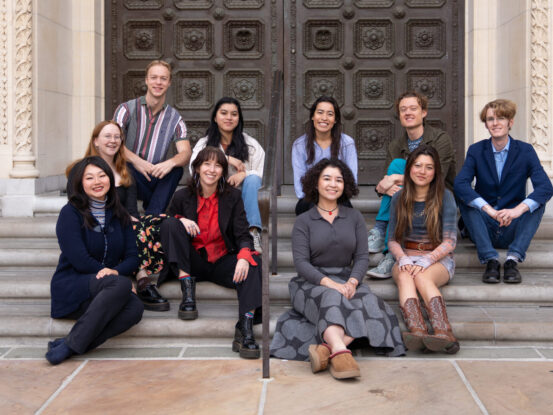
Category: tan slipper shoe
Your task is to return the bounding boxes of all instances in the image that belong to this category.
[329,349,361,379]
[308,343,331,373]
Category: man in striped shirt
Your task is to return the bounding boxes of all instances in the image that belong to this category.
[113,60,191,215]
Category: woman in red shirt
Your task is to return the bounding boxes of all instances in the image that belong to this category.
[158,146,262,359]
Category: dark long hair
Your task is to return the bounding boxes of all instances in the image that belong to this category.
[189,146,229,197]
[205,97,249,162]
[67,156,129,228]
[301,158,358,204]
[394,145,444,246]
[305,96,342,164]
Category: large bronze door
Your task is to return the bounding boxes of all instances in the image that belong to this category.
[106,1,464,185]
[106,0,281,153]
[283,0,464,184]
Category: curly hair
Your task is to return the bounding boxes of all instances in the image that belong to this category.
[301,158,358,204]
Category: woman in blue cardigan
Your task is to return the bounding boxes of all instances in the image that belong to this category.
[46,156,143,365]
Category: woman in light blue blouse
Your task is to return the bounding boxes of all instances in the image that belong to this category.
[291,96,358,215]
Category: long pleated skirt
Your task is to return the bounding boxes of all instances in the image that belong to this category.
[270,268,405,360]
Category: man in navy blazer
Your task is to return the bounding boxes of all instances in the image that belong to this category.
[454,99,553,284]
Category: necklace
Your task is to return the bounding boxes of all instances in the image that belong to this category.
[317,204,338,216]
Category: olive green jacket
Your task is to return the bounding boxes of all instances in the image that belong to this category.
[385,124,456,190]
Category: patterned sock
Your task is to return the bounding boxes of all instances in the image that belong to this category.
[244,311,254,319]
[374,220,387,236]
[179,273,191,280]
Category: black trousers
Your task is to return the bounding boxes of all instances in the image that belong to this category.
[63,275,144,354]
[295,198,353,216]
[159,217,262,316]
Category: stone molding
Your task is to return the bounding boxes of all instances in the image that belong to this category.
[10,0,38,178]
[0,0,8,146]
[530,0,551,173]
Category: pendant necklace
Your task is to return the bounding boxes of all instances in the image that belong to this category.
[317,205,338,216]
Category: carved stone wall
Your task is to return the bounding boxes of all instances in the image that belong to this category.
[530,0,551,173]
[0,0,8,147]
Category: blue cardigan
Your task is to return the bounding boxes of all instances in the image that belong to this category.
[50,203,138,318]
[454,137,553,209]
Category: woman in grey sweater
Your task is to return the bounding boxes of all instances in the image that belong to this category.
[271,159,405,380]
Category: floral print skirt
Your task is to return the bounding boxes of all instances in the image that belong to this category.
[133,214,169,275]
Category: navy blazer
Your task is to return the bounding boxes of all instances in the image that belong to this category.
[50,203,138,318]
[454,137,553,209]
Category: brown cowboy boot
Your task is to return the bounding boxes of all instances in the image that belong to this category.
[400,298,428,351]
[422,296,460,354]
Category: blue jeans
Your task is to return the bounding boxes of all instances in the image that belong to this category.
[375,158,406,252]
[241,174,262,229]
[458,201,545,263]
[128,163,183,215]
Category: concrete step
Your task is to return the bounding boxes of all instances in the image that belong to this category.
[3,238,553,270]
[1,300,553,346]
[2,269,553,306]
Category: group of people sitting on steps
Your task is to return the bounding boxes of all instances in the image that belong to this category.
[46,60,553,383]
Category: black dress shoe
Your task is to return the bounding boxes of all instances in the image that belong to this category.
[503,259,522,283]
[137,284,170,311]
[482,259,501,283]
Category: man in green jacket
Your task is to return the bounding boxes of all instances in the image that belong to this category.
[367,91,456,278]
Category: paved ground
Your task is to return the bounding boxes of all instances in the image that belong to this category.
[2,344,553,414]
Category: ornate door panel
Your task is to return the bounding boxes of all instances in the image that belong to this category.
[283,0,464,184]
[106,0,282,154]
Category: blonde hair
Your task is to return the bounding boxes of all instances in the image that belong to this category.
[145,60,172,80]
[479,99,517,122]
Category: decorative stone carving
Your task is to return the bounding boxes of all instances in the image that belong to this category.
[123,21,162,59]
[355,120,393,160]
[407,70,445,108]
[224,0,264,8]
[174,0,213,9]
[175,21,213,59]
[530,0,550,156]
[124,0,163,9]
[304,20,343,58]
[406,20,445,58]
[123,71,147,102]
[1,0,8,145]
[225,21,264,59]
[174,71,213,110]
[304,70,344,108]
[212,58,226,71]
[11,0,38,177]
[354,20,393,58]
[354,70,394,109]
[225,71,264,109]
[303,0,343,7]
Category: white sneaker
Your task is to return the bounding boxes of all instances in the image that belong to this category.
[250,228,263,254]
[366,252,394,279]
[368,228,385,253]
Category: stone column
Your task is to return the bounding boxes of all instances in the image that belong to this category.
[9,0,38,178]
[529,0,552,177]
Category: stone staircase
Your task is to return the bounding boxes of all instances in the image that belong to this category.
[1,187,553,348]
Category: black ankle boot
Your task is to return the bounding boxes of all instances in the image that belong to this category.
[137,278,170,312]
[178,277,198,320]
[232,315,260,359]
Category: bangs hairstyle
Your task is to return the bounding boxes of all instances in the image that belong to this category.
[301,158,358,204]
[189,146,229,196]
[78,120,132,187]
[305,96,343,164]
[394,91,429,116]
[205,97,248,162]
[66,156,129,228]
[394,144,444,246]
[479,99,517,122]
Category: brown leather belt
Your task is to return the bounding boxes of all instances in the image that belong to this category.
[404,241,437,251]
